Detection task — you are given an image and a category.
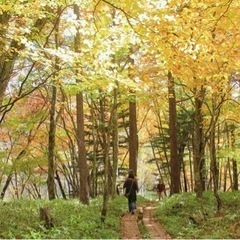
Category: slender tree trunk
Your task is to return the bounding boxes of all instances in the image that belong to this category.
[193,86,205,198]
[0,150,27,199]
[100,97,111,222]
[188,139,194,192]
[230,128,238,190]
[101,135,111,222]
[0,174,13,200]
[209,95,222,211]
[209,123,221,211]
[47,8,62,200]
[223,158,229,191]
[74,4,89,204]
[232,159,238,190]
[129,97,138,176]
[111,87,119,198]
[55,170,67,199]
[168,71,180,194]
[89,98,98,197]
[179,144,187,192]
[76,92,89,204]
[47,83,57,200]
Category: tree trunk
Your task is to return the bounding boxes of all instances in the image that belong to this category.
[230,128,238,190]
[55,170,67,199]
[188,140,194,192]
[74,4,89,204]
[76,92,89,204]
[179,144,187,192]
[0,174,13,200]
[168,71,180,194]
[209,94,222,211]
[129,97,138,176]
[47,84,57,200]
[232,159,238,190]
[100,97,111,222]
[47,8,62,200]
[209,121,221,211]
[89,98,98,197]
[101,139,111,222]
[111,87,119,198]
[193,86,205,198]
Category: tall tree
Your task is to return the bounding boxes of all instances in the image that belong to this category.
[47,82,57,200]
[129,52,138,176]
[47,7,63,200]
[111,85,119,198]
[168,71,180,194]
[193,87,206,198]
[129,96,138,176]
[74,4,89,204]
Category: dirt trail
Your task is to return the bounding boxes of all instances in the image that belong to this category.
[121,203,171,239]
[121,212,141,239]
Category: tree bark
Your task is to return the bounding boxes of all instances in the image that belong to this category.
[129,97,138,176]
[47,7,62,200]
[55,170,67,199]
[111,87,119,198]
[76,92,89,204]
[168,71,180,194]
[230,128,238,190]
[193,87,205,198]
[0,174,13,200]
[47,83,57,200]
[74,4,89,204]
[99,96,111,222]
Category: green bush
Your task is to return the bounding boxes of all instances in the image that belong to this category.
[155,191,240,239]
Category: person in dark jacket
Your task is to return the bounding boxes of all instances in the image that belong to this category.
[123,169,139,214]
[157,180,165,201]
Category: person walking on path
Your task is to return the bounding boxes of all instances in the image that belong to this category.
[157,180,165,201]
[123,169,139,215]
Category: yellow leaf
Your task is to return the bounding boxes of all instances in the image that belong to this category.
[0,4,12,12]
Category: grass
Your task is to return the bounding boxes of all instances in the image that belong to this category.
[0,191,239,239]
[0,196,127,239]
[155,191,240,239]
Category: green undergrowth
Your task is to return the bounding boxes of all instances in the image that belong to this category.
[2,192,238,239]
[0,196,130,239]
[156,191,240,239]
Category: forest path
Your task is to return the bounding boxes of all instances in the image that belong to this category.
[121,201,171,239]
